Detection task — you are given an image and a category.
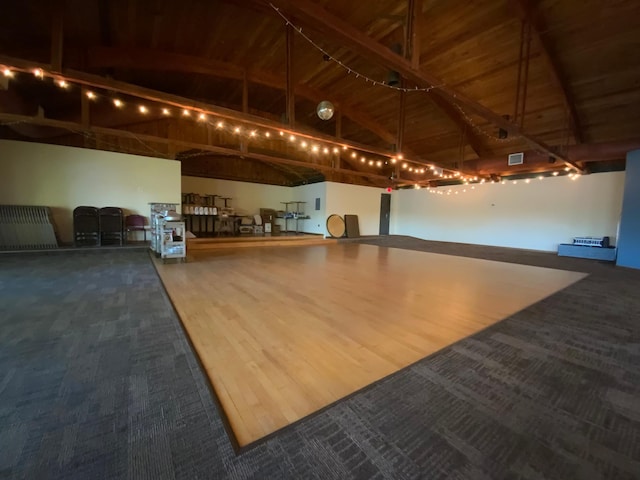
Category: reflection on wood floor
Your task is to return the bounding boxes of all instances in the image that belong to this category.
[154,243,587,447]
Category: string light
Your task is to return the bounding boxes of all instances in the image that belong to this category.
[269,4,442,93]
[312,145,319,152]
[301,141,308,148]
[2,68,13,77]
[0,63,515,183]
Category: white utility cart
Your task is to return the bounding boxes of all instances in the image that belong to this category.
[149,203,186,263]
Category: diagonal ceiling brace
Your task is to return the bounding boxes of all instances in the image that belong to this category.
[266,0,583,172]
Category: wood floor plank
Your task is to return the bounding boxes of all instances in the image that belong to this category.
[155,243,587,446]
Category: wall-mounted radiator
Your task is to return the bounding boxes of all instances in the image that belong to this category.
[0,205,59,250]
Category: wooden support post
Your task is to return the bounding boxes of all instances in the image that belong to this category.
[285,24,295,126]
[407,0,421,69]
[51,8,64,72]
[397,89,406,154]
[80,87,90,128]
[242,69,249,113]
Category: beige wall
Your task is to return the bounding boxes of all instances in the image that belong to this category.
[391,172,625,251]
[325,182,384,236]
[0,140,181,244]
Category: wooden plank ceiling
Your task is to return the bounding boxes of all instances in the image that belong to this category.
[0,0,638,187]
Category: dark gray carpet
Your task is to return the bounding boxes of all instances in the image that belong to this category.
[1,237,639,479]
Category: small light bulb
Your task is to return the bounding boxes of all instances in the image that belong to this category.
[216,121,224,128]
[182,109,190,116]
[113,99,123,108]
[139,105,148,114]
[312,145,319,152]
[525,179,531,184]
[56,79,68,88]
[342,145,347,150]
[360,158,365,163]
[162,108,170,115]
[265,132,271,137]
[279,131,284,136]
[289,135,295,142]
[409,167,414,172]
[333,147,339,153]
[250,130,256,137]
[86,90,96,99]
[351,152,357,158]
[376,161,382,167]
[391,158,396,164]
[402,163,407,169]
[397,154,403,160]
[369,160,374,166]
[3,68,13,77]
[538,175,544,180]
[33,68,44,79]
[234,127,241,133]
[198,113,207,121]
[552,171,559,176]
[323,147,329,154]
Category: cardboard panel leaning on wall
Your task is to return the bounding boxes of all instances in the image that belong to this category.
[325,182,385,236]
[392,171,625,252]
[0,139,181,244]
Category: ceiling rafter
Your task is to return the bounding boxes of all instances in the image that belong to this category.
[510,0,583,144]
[85,46,402,149]
[265,0,583,172]
[1,53,464,178]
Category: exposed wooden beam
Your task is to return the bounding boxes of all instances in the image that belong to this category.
[510,0,583,143]
[285,24,295,126]
[50,6,64,72]
[266,0,583,172]
[0,53,452,173]
[86,46,397,147]
[397,90,406,154]
[0,112,394,183]
[406,0,421,69]
[465,139,640,176]
[242,70,249,114]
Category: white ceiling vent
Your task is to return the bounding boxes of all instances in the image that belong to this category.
[508,152,524,166]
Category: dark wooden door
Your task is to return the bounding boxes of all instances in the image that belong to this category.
[379,194,391,235]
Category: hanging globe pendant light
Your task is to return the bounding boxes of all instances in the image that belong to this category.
[316,100,335,120]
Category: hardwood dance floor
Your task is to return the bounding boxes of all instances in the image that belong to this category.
[154,243,587,447]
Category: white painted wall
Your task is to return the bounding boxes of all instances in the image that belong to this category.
[292,182,326,235]
[391,172,625,251]
[181,176,291,216]
[0,140,181,244]
[325,182,384,236]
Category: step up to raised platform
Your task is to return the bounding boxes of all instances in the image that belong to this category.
[187,234,336,251]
